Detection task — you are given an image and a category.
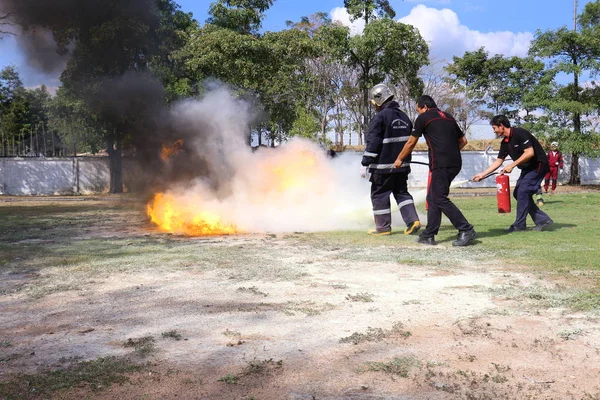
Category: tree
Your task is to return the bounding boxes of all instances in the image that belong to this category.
[150,0,199,102]
[0,66,24,155]
[528,0,600,184]
[19,0,194,192]
[206,0,274,35]
[0,10,14,37]
[344,18,429,139]
[343,0,395,24]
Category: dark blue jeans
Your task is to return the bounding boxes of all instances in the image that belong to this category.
[513,167,552,229]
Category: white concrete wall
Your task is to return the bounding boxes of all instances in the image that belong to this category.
[0,153,598,195]
[0,157,110,195]
[346,151,599,188]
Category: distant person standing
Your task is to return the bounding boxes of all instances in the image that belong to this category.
[361,84,421,236]
[473,115,553,232]
[543,141,564,194]
[393,95,476,246]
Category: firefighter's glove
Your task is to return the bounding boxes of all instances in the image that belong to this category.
[360,166,368,179]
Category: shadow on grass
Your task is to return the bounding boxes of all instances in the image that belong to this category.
[470,222,577,239]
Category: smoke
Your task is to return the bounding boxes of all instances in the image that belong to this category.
[0,0,422,233]
[146,85,383,233]
[11,27,69,74]
[0,0,157,73]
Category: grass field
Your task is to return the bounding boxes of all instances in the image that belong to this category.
[1,193,599,286]
[1,192,599,399]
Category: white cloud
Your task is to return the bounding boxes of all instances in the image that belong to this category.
[330,5,533,60]
[330,7,365,36]
[398,5,533,60]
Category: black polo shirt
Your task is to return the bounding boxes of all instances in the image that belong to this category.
[412,108,464,169]
[498,127,548,172]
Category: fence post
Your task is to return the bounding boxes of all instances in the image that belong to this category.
[72,157,80,194]
[0,158,5,194]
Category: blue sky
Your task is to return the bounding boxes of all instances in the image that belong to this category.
[0,0,589,90]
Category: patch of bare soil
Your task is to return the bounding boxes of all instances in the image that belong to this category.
[1,234,600,399]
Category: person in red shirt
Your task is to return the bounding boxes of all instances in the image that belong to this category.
[543,142,564,194]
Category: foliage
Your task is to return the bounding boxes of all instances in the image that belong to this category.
[527,1,600,183]
[206,0,273,35]
[343,0,396,23]
[445,48,549,118]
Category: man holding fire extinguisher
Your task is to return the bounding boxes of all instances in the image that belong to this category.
[473,115,554,232]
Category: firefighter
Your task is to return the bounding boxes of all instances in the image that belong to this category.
[361,84,421,236]
[393,95,476,246]
[543,141,563,194]
[473,115,553,232]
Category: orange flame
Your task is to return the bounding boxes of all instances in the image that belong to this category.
[147,143,330,236]
[147,192,239,236]
[260,149,319,193]
[160,139,184,161]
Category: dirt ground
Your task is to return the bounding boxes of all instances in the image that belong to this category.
[1,196,600,400]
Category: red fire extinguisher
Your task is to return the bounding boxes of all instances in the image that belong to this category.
[425,170,432,210]
[496,173,511,213]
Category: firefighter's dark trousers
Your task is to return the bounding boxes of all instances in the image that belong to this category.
[513,167,552,229]
[422,167,472,238]
[370,172,419,232]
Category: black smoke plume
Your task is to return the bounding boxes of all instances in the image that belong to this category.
[0,0,254,196]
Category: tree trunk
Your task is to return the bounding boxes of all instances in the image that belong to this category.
[258,126,262,146]
[106,136,123,194]
[569,152,580,185]
[362,86,369,142]
[42,122,47,156]
[70,121,76,157]
[320,114,327,143]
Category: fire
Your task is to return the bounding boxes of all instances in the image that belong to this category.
[147,139,339,235]
[147,192,239,236]
[160,139,184,161]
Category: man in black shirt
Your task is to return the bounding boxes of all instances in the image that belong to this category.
[394,95,476,246]
[473,115,553,232]
[361,84,421,236]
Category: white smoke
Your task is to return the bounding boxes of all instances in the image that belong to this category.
[153,86,380,233]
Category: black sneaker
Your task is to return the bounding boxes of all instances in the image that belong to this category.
[532,219,553,231]
[417,235,436,245]
[452,228,476,247]
[505,225,526,233]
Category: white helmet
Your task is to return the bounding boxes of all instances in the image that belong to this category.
[369,84,394,107]
[551,141,558,147]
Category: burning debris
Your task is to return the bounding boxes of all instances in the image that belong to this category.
[160,139,184,162]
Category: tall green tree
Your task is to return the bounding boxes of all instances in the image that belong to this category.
[182,2,325,145]
[340,17,429,139]
[528,0,600,184]
[0,66,25,155]
[343,0,395,24]
[446,48,548,117]
[150,0,198,102]
[39,0,194,192]
[206,0,273,35]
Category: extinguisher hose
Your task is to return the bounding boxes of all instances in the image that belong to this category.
[469,171,499,182]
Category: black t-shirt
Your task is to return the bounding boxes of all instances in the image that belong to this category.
[412,108,464,169]
[497,127,548,171]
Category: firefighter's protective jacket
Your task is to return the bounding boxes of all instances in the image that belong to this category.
[361,100,412,174]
